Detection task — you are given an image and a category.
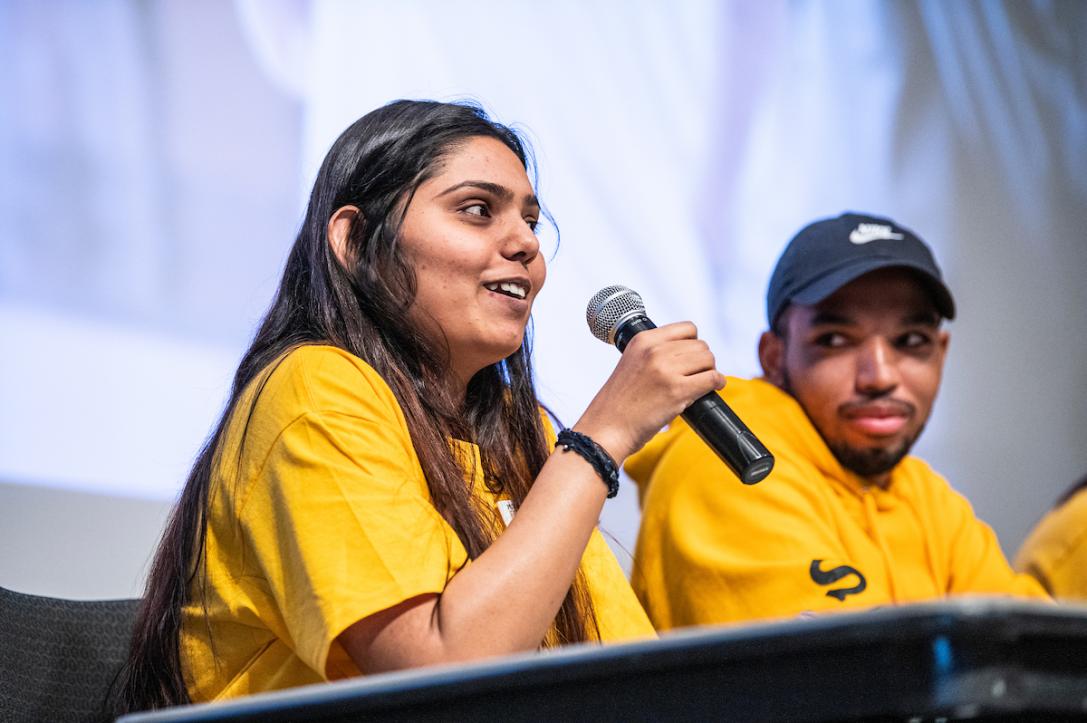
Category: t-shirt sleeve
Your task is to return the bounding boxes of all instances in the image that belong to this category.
[237,350,462,678]
[581,530,656,642]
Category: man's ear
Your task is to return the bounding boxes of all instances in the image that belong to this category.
[758,330,786,387]
[327,205,361,271]
[936,329,950,365]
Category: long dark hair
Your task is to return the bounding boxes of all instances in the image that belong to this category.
[114,100,597,714]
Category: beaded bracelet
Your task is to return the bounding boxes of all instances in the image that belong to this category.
[556,428,620,499]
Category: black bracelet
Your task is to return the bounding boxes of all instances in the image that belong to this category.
[556,428,620,499]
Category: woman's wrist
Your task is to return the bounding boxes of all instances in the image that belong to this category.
[569,418,631,465]
[555,429,620,498]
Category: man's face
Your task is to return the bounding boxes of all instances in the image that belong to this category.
[759,268,950,486]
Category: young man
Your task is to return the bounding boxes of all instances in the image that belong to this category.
[629,212,1047,630]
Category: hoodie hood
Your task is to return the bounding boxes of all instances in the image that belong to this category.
[625,376,899,506]
[626,417,690,507]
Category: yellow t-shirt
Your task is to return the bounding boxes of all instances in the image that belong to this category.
[1015,486,1087,602]
[181,345,652,702]
[628,377,1047,631]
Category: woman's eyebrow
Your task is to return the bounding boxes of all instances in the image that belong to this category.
[435,180,540,210]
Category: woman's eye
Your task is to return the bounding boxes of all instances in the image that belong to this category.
[526,218,539,232]
[462,203,490,218]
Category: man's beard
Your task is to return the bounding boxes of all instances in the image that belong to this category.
[826,436,918,478]
[781,367,923,480]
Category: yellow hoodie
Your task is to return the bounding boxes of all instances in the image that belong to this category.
[628,377,1047,630]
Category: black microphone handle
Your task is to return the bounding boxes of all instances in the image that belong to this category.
[614,315,774,485]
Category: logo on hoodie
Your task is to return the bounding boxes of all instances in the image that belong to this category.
[809,559,867,601]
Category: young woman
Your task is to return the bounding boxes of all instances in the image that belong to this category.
[115,100,724,712]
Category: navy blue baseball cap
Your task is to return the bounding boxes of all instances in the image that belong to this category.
[766,212,955,328]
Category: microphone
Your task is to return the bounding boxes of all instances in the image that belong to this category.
[586,285,774,485]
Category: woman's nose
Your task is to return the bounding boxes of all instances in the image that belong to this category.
[501,219,540,265]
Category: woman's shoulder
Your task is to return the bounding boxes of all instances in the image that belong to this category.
[273,343,380,378]
[251,344,403,422]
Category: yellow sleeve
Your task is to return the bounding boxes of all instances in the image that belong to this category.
[579,530,656,642]
[632,428,884,630]
[1015,489,1087,601]
[237,348,462,679]
[534,404,655,641]
[539,407,557,447]
[1013,487,1087,600]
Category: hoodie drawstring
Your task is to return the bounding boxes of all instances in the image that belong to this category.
[863,492,900,602]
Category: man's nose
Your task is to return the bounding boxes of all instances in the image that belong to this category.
[855,337,899,394]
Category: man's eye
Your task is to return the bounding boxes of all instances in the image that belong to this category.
[899,331,931,349]
[814,332,847,348]
[526,218,539,232]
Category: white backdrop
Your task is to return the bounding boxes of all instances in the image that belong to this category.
[2,0,1085,597]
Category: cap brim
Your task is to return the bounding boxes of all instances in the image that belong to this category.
[790,258,956,320]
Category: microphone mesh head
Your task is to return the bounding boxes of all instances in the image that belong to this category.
[586,285,646,344]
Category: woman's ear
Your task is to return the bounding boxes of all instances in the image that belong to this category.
[327,205,362,271]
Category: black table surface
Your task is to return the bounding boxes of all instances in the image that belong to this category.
[118,598,1087,722]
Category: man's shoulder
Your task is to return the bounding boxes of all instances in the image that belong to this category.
[626,378,796,477]
[629,377,819,467]
[627,377,832,510]
[721,377,813,438]
[719,375,793,409]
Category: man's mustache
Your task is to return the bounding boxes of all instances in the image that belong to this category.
[838,397,916,418]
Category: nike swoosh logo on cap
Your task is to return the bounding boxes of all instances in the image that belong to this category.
[849,223,904,245]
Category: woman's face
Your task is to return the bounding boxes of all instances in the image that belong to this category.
[398,136,546,388]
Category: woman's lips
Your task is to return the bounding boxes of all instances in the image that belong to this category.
[483,285,532,314]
